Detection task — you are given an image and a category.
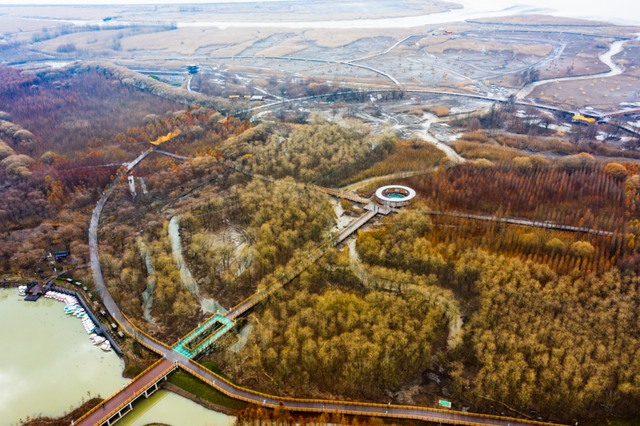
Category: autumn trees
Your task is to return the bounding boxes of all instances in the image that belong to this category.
[459,259,640,420]
[182,178,335,308]
[353,204,640,421]
[222,266,455,400]
[221,117,397,186]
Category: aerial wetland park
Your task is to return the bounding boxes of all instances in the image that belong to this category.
[3,0,640,425]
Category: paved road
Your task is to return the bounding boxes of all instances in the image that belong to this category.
[89,148,154,346]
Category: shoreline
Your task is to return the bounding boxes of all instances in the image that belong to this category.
[162,382,240,417]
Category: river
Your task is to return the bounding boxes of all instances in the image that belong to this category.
[175,0,640,29]
[43,0,640,29]
[0,288,128,426]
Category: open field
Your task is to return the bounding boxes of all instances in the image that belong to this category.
[530,75,640,111]
[0,17,65,36]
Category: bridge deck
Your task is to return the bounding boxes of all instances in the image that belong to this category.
[312,185,371,204]
[76,358,175,426]
[181,359,551,426]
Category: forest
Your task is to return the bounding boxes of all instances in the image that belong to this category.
[350,208,640,421]
[5,59,640,425]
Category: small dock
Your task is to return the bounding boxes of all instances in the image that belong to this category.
[24,281,53,301]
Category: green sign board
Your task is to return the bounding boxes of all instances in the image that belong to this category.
[439,400,451,408]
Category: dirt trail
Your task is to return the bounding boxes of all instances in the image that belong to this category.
[516,40,625,100]
[416,113,465,163]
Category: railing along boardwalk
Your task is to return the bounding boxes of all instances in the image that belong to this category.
[181,359,561,426]
[429,211,615,236]
[312,185,371,204]
[75,358,176,426]
[84,151,570,426]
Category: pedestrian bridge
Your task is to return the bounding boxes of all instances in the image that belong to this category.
[173,314,235,358]
[174,208,378,358]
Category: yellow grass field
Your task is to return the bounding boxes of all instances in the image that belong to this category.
[120,28,276,55]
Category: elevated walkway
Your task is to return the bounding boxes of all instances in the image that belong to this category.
[311,185,371,204]
[75,358,177,426]
[83,140,570,426]
[184,210,379,356]
[173,314,235,358]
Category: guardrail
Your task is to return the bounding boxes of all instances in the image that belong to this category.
[74,357,167,425]
[83,361,175,426]
[180,209,375,352]
[311,185,371,204]
[182,360,561,426]
[120,312,173,351]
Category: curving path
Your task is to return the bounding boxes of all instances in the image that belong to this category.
[83,149,569,426]
[516,40,625,100]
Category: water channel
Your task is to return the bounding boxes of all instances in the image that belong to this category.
[1,288,236,426]
[168,215,227,315]
[116,390,233,426]
[0,288,127,426]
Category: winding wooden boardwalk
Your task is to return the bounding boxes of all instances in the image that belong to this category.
[76,359,177,426]
[82,151,567,426]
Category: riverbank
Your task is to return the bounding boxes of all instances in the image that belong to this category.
[166,370,248,414]
[23,398,104,426]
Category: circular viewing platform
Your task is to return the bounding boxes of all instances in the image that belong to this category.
[374,185,416,208]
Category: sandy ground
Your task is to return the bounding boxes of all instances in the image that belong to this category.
[330,198,356,232]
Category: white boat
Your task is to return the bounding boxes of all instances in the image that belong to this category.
[100,343,111,352]
[93,337,106,344]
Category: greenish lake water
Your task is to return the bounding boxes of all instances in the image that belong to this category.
[0,288,128,425]
[0,288,235,426]
[116,390,234,426]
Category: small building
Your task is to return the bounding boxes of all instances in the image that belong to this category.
[572,115,596,124]
[578,109,608,123]
[24,282,45,301]
[187,64,199,74]
[54,251,69,260]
